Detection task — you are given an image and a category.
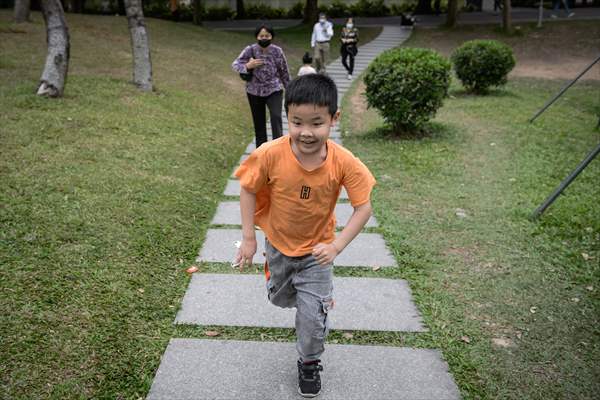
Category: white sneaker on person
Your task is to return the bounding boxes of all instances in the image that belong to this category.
[347,74,352,80]
[567,12,575,17]
[550,14,558,18]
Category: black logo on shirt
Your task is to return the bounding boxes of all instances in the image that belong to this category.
[300,185,311,199]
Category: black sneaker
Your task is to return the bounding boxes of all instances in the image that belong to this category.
[297,359,323,398]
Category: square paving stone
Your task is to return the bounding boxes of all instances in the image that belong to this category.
[197,229,395,268]
[224,179,349,199]
[147,339,460,400]
[211,201,377,228]
[175,274,424,331]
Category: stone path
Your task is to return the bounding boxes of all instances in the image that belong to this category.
[148,26,461,399]
[148,340,460,400]
[175,274,425,331]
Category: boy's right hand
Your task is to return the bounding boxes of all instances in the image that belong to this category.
[234,237,257,271]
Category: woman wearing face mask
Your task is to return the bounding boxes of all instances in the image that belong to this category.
[340,17,359,80]
[232,24,291,148]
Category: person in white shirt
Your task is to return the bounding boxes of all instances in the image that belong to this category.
[298,52,317,76]
[310,12,334,74]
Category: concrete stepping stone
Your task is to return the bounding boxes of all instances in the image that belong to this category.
[197,229,396,268]
[147,339,460,400]
[175,274,424,331]
[211,201,377,228]
[224,179,349,200]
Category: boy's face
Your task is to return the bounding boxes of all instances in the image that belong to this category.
[287,104,340,157]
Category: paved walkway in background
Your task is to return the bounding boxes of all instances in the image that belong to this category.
[203,7,600,30]
[148,26,461,399]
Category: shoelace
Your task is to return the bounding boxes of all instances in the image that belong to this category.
[300,363,323,380]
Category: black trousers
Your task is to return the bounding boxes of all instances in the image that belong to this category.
[341,45,355,75]
[247,90,283,148]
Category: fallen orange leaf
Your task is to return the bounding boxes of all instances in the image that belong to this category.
[186,266,199,274]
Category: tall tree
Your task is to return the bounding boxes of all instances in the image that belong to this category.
[13,0,31,23]
[303,0,318,24]
[502,0,512,34]
[37,0,69,97]
[236,0,245,19]
[446,0,459,27]
[169,0,179,21]
[193,0,202,25]
[124,0,153,91]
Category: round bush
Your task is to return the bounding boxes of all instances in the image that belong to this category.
[364,47,451,132]
[451,40,516,93]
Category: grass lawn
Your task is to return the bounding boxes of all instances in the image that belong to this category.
[0,11,380,399]
[340,22,600,399]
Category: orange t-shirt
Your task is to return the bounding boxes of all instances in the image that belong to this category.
[234,136,376,257]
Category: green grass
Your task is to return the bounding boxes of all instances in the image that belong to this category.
[2,9,599,399]
[339,30,600,398]
[0,11,382,399]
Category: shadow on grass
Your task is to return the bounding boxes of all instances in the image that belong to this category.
[359,120,457,143]
[449,87,520,99]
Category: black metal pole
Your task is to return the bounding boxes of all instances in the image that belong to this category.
[531,141,600,219]
[529,55,600,123]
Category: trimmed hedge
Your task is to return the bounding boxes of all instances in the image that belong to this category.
[364,47,451,132]
[451,40,516,94]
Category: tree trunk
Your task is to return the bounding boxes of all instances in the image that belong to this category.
[124,0,153,91]
[415,0,433,14]
[236,0,245,19]
[303,0,318,24]
[502,0,512,34]
[446,0,459,27]
[194,0,204,25]
[14,0,31,23]
[117,0,125,15]
[193,0,202,25]
[169,0,179,21]
[37,0,69,97]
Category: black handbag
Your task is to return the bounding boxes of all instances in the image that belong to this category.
[239,46,256,82]
[240,71,253,81]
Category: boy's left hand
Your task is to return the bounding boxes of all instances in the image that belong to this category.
[312,243,338,265]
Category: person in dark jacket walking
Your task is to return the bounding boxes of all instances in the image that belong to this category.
[340,18,359,80]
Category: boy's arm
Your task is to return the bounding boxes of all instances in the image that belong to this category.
[312,201,372,265]
[235,186,257,270]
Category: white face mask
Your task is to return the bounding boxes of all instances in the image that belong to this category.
[346,23,353,29]
[319,18,326,24]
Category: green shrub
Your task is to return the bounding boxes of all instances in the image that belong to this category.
[350,0,390,17]
[364,47,451,132]
[244,4,286,19]
[327,0,351,17]
[287,2,304,18]
[451,40,516,93]
[204,6,235,20]
[390,1,418,14]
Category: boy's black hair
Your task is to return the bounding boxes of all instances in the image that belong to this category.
[285,74,338,117]
[302,52,312,65]
[254,24,275,38]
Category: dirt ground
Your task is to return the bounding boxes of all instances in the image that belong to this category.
[411,21,600,81]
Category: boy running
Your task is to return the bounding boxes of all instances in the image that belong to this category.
[233,74,375,398]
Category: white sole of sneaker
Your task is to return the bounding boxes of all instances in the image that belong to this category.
[298,387,321,398]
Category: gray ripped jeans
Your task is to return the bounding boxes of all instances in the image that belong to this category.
[265,239,334,362]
